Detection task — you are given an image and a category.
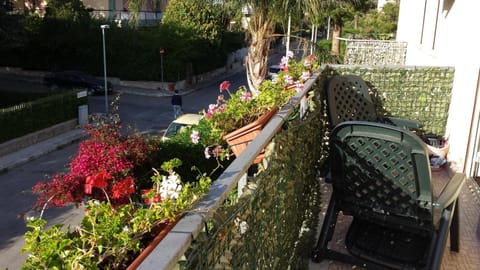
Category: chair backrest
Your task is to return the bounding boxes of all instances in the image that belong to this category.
[326,75,378,127]
[330,121,434,227]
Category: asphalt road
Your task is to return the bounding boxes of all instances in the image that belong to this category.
[0,68,247,269]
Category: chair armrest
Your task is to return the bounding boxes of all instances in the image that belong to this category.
[435,173,466,209]
[383,117,423,130]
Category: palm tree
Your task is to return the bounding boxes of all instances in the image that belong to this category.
[233,0,322,94]
[223,0,366,93]
[325,0,370,55]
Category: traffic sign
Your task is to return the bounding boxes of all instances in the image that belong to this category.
[160,48,165,56]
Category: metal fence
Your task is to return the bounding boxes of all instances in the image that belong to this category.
[343,39,408,66]
[90,10,163,27]
[0,90,87,143]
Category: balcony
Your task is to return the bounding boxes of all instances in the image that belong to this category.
[135,65,480,269]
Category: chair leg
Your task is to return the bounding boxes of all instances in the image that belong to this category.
[312,195,339,262]
[450,200,460,252]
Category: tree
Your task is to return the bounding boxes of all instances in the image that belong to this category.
[162,0,223,43]
[318,0,369,56]
[228,0,323,94]
[44,0,91,24]
[127,0,145,28]
[343,2,399,40]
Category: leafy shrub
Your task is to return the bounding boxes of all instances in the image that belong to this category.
[32,106,160,208]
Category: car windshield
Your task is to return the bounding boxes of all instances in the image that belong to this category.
[163,123,189,138]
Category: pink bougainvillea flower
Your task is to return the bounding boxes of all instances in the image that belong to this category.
[190,130,200,144]
[241,91,251,102]
[219,81,230,92]
[303,59,312,67]
[308,54,316,61]
[111,177,135,199]
[286,50,294,59]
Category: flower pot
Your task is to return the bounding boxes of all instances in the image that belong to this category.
[222,108,277,164]
[126,219,178,270]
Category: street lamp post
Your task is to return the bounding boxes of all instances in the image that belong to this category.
[159,48,164,89]
[101,24,110,114]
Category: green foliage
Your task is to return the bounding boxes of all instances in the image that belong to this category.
[126,0,145,28]
[44,0,91,24]
[0,91,50,108]
[201,54,318,141]
[23,160,212,269]
[180,82,327,269]
[0,90,86,144]
[153,136,231,182]
[0,9,243,81]
[162,0,224,43]
[332,65,454,135]
[344,2,399,39]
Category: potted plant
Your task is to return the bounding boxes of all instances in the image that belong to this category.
[31,97,160,209]
[190,52,318,163]
[22,158,212,269]
[22,97,215,269]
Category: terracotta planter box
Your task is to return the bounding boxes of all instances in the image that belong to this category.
[222,108,277,164]
[126,219,178,269]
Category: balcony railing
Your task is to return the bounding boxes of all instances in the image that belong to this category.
[135,64,455,269]
[89,10,163,26]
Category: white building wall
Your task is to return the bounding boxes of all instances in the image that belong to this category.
[397,0,480,174]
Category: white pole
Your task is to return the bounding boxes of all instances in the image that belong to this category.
[310,24,315,54]
[101,24,110,114]
[327,16,331,40]
[286,14,291,56]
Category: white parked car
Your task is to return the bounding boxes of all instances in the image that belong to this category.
[162,114,202,141]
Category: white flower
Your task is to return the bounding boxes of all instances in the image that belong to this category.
[204,147,211,159]
[240,221,248,234]
[159,174,182,200]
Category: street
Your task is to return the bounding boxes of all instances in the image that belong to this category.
[0,68,247,269]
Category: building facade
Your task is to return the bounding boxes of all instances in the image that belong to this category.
[397,0,480,176]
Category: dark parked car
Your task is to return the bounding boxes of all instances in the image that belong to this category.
[43,70,113,96]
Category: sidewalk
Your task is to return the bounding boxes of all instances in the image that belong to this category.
[0,128,85,173]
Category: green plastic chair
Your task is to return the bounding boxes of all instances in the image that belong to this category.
[312,121,465,270]
[326,75,422,129]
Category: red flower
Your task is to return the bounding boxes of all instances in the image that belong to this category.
[219,81,230,92]
[111,177,136,199]
[85,175,94,194]
[142,189,162,205]
[84,170,111,194]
